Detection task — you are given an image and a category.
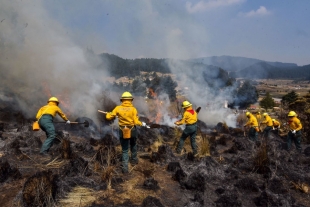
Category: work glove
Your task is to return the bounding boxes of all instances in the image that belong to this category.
[66,120,71,125]
[142,122,147,127]
[272,127,275,130]
[292,130,296,134]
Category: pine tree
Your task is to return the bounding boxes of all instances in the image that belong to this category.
[260,92,275,109]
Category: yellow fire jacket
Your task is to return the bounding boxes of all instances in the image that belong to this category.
[175,106,197,125]
[288,117,302,131]
[256,114,261,121]
[272,119,280,127]
[262,115,273,127]
[106,100,142,126]
[244,114,258,127]
[36,102,68,121]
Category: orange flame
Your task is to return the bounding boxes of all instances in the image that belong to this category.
[148,88,162,124]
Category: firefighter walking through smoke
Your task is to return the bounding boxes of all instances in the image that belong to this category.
[261,113,273,138]
[36,97,70,156]
[105,92,147,174]
[287,111,303,153]
[244,111,259,141]
[174,101,198,156]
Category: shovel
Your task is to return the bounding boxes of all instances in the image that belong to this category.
[54,120,89,127]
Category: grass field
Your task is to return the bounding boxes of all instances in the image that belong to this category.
[255,79,310,98]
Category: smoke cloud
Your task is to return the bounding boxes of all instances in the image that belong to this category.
[0,1,239,128]
[0,1,110,123]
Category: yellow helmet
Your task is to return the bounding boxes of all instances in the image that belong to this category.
[182,100,192,108]
[121,91,133,100]
[246,112,251,117]
[288,111,297,117]
[48,97,59,103]
[263,113,268,117]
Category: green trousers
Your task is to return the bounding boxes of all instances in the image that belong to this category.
[263,126,273,138]
[119,127,138,173]
[176,123,198,154]
[39,115,56,153]
[287,130,302,152]
[249,127,258,141]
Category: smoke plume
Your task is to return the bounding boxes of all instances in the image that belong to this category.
[0,1,110,123]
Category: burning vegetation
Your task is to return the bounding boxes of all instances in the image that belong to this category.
[1,92,310,207]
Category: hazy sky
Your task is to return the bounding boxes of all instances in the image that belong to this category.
[36,0,310,66]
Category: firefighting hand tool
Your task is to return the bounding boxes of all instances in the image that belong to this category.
[196,106,201,113]
[54,120,89,127]
[98,110,108,114]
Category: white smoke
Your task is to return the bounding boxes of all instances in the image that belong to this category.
[166,60,238,127]
[0,1,109,124]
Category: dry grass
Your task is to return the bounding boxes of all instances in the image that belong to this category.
[135,161,156,178]
[58,186,97,207]
[173,127,182,148]
[253,140,269,173]
[290,181,309,193]
[101,165,115,190]
[150,136,163,152]
[198,135,210,157]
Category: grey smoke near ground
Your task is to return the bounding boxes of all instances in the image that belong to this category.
[167,60,238,127]
[0,1,109,123]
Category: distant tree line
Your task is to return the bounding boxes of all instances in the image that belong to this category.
[231,62,310,80]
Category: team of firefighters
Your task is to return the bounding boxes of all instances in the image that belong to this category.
[35,92,303,173]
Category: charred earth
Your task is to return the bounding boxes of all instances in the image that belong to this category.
[0,105,310,206]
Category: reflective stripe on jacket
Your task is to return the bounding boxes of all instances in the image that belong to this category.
[36,102,68,121]
[106,100,142,126]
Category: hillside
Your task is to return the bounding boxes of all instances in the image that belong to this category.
[231,62,310,80]
[189,56,298,72]
[98,53,309,80]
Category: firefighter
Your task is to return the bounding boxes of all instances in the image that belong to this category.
[243,112,259,141]
[287,111,303,153]
[256,112,262,131]
[272,119,281,135]
[36,97,70,156]
[256,112,262,122]
[106,92,146,174]
[261,113,273,138]
[174,101,198,156]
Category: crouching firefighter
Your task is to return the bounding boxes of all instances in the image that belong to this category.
[261,113,273,139]
[174,101,198,157]
[287,111,303,153]
[272,119,281,135]
[106,92,147,174]
[244,112,259,141]
[36,97,71,156]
